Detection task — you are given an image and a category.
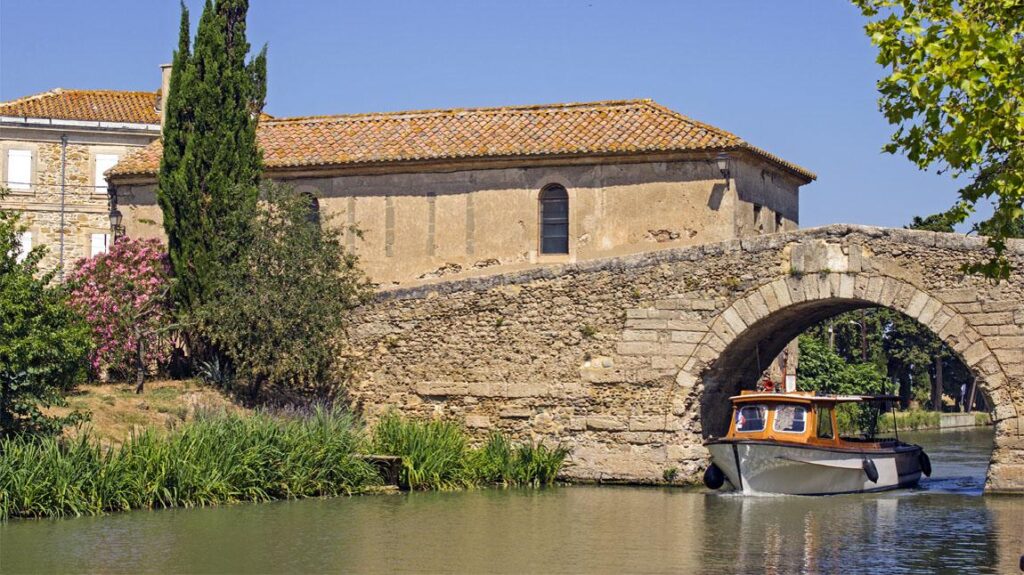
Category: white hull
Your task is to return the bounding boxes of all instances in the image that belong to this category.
[706,441,922,495]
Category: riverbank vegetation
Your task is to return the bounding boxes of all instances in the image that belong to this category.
[0,409,566,521]
[372,413,567,490]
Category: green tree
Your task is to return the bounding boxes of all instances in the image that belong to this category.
[158,0,267,316]
[854,0,1024,278]
[0,192,91,437]
[193,183,372,404]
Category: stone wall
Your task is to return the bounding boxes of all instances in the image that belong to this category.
[115,155,801,286]
[347,225,1024,492]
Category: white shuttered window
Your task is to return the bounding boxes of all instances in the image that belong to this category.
[16,231,32,262]
[7,149,32,190]
[90,233,111,257]
[94,154,118,194]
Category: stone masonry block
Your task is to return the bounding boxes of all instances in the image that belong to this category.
[732,298,758,327]
[466,415,492,429]
[616,342,658,356]
[758,283,780,312]
[671,330,706,344]
[722,307,747,336]
[587,416,626,431]
[839,274,855,299]
[746,291,770,321]
[917,298,942,326]
[771,279,793,307]
[625,319,669,330]
[962,340,991,367]
[905,291,930,318]
[416,381,469,396]
[865,276,885,303]
[622,329,659,342]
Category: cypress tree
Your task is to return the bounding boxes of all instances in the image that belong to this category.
[158,0,266,316]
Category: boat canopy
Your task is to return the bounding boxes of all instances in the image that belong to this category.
[729,391,900,405]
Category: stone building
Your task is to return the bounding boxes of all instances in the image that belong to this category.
[0,88,162,272]
[108,99,815,285]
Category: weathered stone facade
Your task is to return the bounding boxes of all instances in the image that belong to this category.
[347,225,1024,492]
[0,117,159,272]
[116,155,803,285]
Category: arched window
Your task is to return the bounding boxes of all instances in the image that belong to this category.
[301,193,321,227]
[539,185,569,254]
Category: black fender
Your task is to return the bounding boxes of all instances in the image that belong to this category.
[919,451,932,477]
[703,463,725,490]
[863,458,879,483]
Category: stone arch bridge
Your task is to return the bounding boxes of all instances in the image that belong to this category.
[349,225,1024,492]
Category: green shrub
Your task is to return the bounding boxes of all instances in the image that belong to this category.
[0,407,379,520]
[193,183,372,404]
[0,190,91,438]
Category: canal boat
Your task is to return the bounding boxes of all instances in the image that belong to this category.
[702,391,931,495]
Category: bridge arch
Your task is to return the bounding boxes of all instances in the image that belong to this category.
[682,272,1017,491]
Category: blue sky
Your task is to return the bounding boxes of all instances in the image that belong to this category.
[0,1,983,229]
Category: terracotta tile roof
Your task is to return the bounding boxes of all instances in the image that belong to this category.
[109,99,815,181]
[0,88,160,124]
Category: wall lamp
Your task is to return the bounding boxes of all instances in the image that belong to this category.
[108,187,124,241]
[715,153,731,188]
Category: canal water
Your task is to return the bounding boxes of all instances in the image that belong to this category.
[2,428,1022,574]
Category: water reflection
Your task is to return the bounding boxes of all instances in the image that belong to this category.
[1,428,1021,574]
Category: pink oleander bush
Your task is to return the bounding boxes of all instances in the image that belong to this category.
[68,238,173,380]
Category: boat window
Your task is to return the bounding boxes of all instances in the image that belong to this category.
[735,405,767,432]
[816,406,834,439]
[773,405,806,433]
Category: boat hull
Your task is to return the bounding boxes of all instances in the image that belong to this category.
[705,440,923,495]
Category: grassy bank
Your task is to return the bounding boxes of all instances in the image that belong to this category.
[51,380,244,446]
[0,409,567,520]
[837,408,991,435]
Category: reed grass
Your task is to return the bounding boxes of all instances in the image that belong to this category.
[0,407,380,520]
[1,410,569,520]
[371,413,567,490]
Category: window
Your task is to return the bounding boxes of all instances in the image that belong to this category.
[816,406,834,439]
[15,231,31,262]
[773,405,807,433]
[539,185,569,254]
[7,149,32,190]
[94,154,119,194]
[735,405,768,432]
[90,233,111,257]
[302,193,321,226]
[775,212,784,232]
[753,203,764,232]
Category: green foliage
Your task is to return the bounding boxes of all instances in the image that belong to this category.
[803,307,971,410]
[854,0,1024,278]
[158,0,267,316]
[662,467,679,482]
[0,193,91,438]
[193,183,371,404]
[908,212,958,233]
[371,413,567,490]
[0,407,380,520]
[796,335,889,396]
